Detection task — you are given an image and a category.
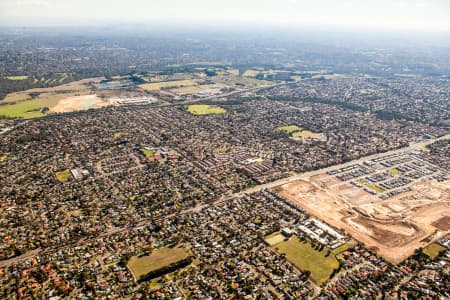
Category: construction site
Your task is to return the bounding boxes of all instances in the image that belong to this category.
[276,152,450,264]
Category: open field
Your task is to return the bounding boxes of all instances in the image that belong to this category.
[210,74,271,88]
[265,233,286,246]
[0,92,104,118]
[5,76,28,80]
[432,216,450,231]
[0,76,162,118]
[169,84,226,96]
[213,145,233,153]
[0,70,288,119]
[127,247,189,281]
[277,177,450,264]
[0,100,49,118]
[423,243,446,259]
[141,148,158,157]
[277,125,324,140]
[187,104,226,115]
[277,125,302,133]
[169,85,204,94]
[139,80,197,91]
[242,69,262,77]
[55,170,72,182]
[0,77,102,118]
[272,237,339,284]
[2,77,99,104]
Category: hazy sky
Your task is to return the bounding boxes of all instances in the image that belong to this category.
[1,0,449,31]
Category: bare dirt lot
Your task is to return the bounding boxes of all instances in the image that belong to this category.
[51,94,107,113]
[432,216,450,231]
[278,177,450,264]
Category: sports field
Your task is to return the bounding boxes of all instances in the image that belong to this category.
[127,247,189,281]
[187,104,226,115]
[55,170,72,182]
[265,233,286,246]
[273,237,339,284]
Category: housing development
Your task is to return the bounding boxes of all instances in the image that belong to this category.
[0,27,449,300]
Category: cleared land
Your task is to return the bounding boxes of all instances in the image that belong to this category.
[273,237,339,284]
[277,177,450,264]
[51,94,106,113]
[127,247,189,281]
[187,104,226,115]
